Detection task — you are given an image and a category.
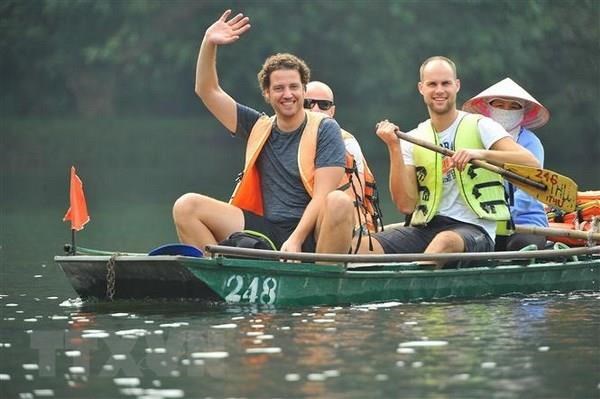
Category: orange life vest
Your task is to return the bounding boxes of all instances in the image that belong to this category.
[337,130,384,233]
[546,190,600,246]
[230,111,383,233]
[230,111,330,215]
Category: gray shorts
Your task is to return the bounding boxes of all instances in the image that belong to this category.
[374,215,494,254]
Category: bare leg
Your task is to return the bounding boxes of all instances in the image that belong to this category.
[353,232,386,254]
[315,191,355,254]
[423,230,465,269]
[172,193,244,249]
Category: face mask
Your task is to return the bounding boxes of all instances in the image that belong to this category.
[489,107,525,137]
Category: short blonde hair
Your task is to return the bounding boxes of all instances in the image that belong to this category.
[419,56,457,80]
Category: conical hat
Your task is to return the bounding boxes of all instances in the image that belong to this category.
[462,77,550,129]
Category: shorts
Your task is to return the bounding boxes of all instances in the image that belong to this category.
[495,233,547,251]
[243,211,317,252]
[374,215,494,254]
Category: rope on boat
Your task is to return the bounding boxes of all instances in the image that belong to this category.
[205,244,600,265]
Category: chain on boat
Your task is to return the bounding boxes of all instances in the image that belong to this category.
[106,254,118,300]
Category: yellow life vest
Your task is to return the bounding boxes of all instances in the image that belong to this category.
[410,113,510,226]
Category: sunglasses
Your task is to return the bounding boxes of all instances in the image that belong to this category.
[303,99,334,110]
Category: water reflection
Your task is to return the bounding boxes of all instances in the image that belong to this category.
[1,259,599,398]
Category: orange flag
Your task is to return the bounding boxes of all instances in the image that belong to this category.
[63,166,90,231]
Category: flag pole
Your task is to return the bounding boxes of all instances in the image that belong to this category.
[71,229,76,255]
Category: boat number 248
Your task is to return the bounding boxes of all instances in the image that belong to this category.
[224,275,278,304]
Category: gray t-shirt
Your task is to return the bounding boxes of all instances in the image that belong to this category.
[235,103,345,223]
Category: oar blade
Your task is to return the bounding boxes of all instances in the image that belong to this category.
[503,163,577,212]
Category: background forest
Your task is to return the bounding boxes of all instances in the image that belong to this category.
[1,0,598,255]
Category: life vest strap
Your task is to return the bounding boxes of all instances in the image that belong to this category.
[472,181,504,199]
[480,199,507,214]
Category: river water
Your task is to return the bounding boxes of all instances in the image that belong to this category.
[1,256,599,399]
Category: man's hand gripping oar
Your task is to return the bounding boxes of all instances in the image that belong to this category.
[392,129,578,212]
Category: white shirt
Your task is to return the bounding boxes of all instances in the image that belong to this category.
[400,111,510,240]
[344,136,365,174]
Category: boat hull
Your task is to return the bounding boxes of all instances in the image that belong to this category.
[187,257,599,306]
[56,255,220,301]
[56,254,600,306]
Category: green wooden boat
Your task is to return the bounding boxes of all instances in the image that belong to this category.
[55,245,600,306]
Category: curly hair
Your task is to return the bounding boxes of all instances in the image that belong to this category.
[257,53,311,92]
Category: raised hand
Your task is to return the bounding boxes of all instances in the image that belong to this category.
[205,9,251,45]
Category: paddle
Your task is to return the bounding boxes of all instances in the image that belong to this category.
[515,225,600,242]
[393,129,578,212]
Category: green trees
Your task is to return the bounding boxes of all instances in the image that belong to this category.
[1,0,598,188]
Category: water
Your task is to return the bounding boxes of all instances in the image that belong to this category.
[1,150,599,398]
[1,258,599,399]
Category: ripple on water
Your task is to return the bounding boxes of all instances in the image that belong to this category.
[159,322,189,328]
[115,329,151,337]
[313,319,335,323]
[245,347,281,354]
[285,373,301,381]
[399,340,448,347]
[190,351,229,359]
[68,366,85,374]
[81,331,109,339]
[59,298,83,307]
[113,377,140,386]
[32,389,54,397]
[210,323,237,329]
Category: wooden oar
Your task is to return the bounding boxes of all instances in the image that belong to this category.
[515,225,600,242]
[393,130,578,212]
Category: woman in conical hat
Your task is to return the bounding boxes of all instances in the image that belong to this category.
[463,78,550,251]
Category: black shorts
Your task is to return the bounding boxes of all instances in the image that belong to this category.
[374,215,494,254]
[243,211,317,252]
[495,233,547,251]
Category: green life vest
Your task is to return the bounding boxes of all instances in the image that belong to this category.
[410,113,510,226]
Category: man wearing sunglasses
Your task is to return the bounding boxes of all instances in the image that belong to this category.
[304,81,383,236]
[355,56,539,268]
[172,10,355,255]
[305,81,366,190]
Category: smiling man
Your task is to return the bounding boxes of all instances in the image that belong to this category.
[356,56,540,268]
[172,10,354,254]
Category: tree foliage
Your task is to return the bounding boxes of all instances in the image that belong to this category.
[1,0,598,187]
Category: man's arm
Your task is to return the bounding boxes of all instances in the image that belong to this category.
[280,166,345,253]
[195,10,250,133]
[376,121,419,214]
[451,118,540,171]
[451,137,540,171]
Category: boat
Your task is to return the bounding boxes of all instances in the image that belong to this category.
[55,244,600,306]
